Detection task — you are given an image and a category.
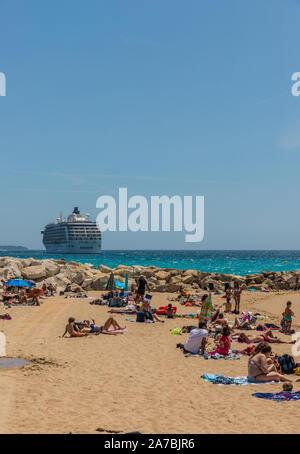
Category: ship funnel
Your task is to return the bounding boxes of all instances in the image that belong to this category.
[73,207,80,214]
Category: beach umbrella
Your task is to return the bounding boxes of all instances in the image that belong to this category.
[4,279,34,288]
[115,280,125,289]
[124,273,128,291]
[106,272,116,290]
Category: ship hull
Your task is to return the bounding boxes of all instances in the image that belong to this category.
[44,240,101,254]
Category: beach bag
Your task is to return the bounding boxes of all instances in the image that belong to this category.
[278,354,296,374]
[136,311,145,323]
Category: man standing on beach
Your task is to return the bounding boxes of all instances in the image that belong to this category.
[135,275,150,303]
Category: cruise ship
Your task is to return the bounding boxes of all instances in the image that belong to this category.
[41,207,101,253]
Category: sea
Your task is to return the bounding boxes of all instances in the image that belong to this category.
[1,250,300,276]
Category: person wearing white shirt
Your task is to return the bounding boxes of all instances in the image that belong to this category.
[183,321,208,354]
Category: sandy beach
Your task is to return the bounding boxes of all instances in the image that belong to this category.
[0,289,299,434]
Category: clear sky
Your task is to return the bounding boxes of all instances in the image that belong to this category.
[1,0,300,250]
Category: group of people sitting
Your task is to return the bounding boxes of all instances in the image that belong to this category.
[0,281,57,306]
[181,295,298,382]
[1,284,41,306]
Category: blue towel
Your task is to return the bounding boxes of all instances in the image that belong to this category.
[252,391,300,401]
[201,374,249,385]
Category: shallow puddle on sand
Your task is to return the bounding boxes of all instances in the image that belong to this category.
[0,358,33,369]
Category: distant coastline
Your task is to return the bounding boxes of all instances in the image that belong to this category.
[0,246,28,251]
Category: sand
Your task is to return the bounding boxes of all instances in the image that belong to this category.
[0,290,299,434]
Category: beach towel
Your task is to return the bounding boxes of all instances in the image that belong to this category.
[201,374,249,385]
[0,313,11,320]
[252,391,300,402]
[201,373,275,385]
[206,351,241,360]
[185,352,241,360]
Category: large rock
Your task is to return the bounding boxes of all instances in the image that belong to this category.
[91,273,109,290]
[53,273,71,290]
[42,260,60,277]
[181,274,195,285]
[82,278,93,289]
[22,265,47,280]
[98,264,113,274]
[155,282,181,292]
[155,270,170,281]
[1,261,23,280]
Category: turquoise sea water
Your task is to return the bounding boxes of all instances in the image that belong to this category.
[1,250,300,276]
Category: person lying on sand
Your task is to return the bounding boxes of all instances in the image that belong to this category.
[62,317,89,337]
[80,317,126,335]
[248,342,300,383]
[238,331,295,344]
[233,317,252,330]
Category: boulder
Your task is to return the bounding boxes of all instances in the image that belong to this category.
[91,274,109,290]
[51,273,71,290]
[1,261,23,280]
[155,270,170,281]
[181,274,194,285]
[22,265,47,281]
[82,278,93,289]
[155,282,181,292]
[42,260,60,277]
[98,264,113,274]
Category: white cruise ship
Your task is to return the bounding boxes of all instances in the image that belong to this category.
[41,207,101,254]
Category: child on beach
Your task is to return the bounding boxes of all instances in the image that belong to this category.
[214,326,231,355]
[283,301,294,334]
[166,304,174,318]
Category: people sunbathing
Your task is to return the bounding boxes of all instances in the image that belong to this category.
[62,317,126,337]
[237,331,295,344]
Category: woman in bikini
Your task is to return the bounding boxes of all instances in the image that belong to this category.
[233,281,242,314]
[238,331,295,344]
[78,317,126,334]
[248,342,298,383]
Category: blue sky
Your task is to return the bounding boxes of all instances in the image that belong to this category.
[1,0,300,250]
